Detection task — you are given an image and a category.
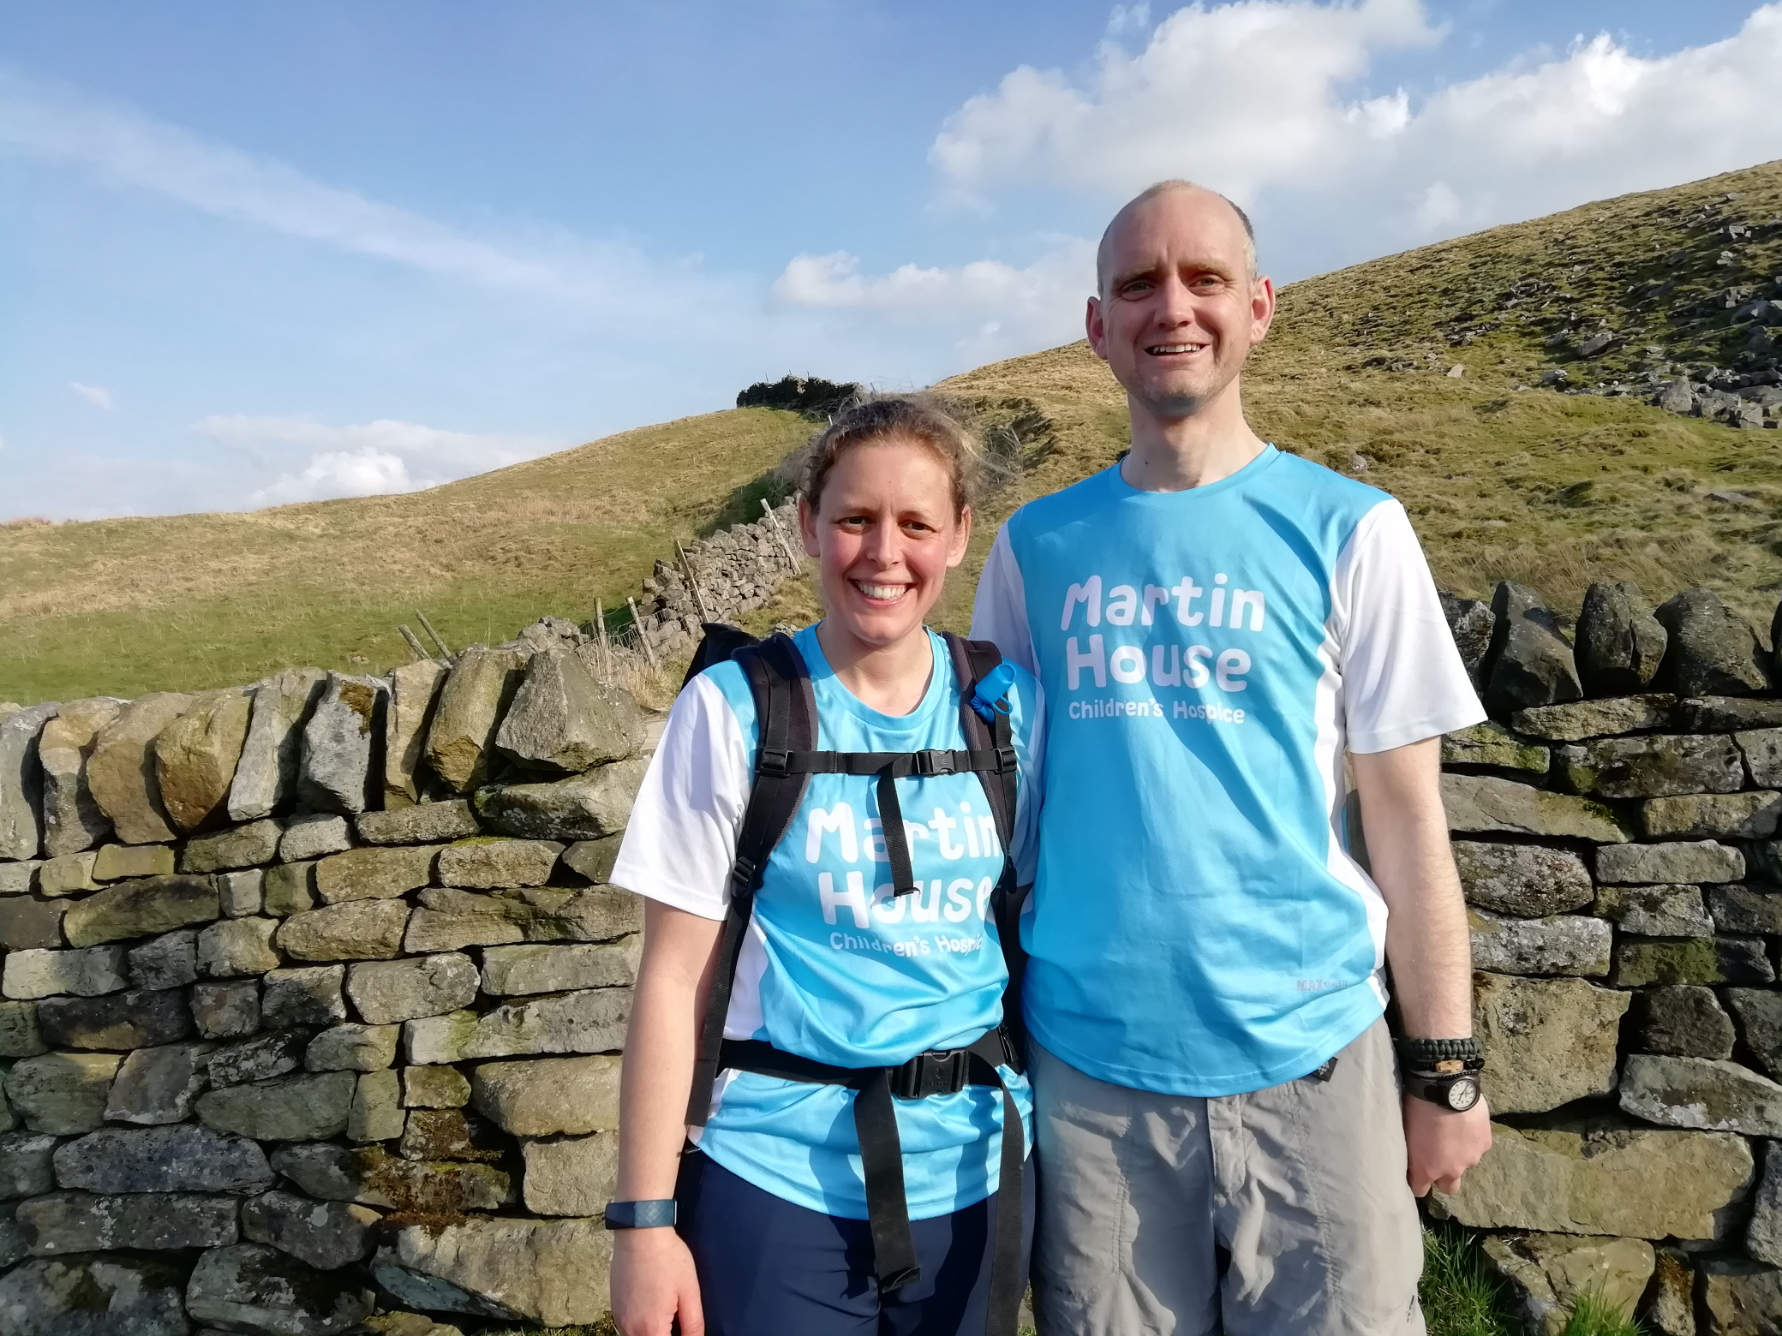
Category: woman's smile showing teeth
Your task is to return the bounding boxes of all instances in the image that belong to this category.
[853,580,909,602]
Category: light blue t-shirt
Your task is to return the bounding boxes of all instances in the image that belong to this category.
[972,447,1483,1096]
[612,624,1040,1219]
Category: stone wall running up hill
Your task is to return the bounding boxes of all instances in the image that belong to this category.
[2,570,1781,1335]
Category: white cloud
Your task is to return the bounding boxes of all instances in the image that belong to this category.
[194,415,566,507]
[69,381,113,410]
[1107,3,1153,39]
[924,2,1782,253]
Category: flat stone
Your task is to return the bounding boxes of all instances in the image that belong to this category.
[154,690,252,833]
[1614,938,1760,987]
[0,702,59,860]
[91,842,173,881]
[268,1142,511,1213]
[54,1124,272,1193]
[437,837,564,889]
[186,1242,370,1334]
[402,1066,470,1108]
[1728,989,1782,1080]
[228,667,327,822]
[1441,722,1548,773]
[242,1189,378,1270]
[0,1256,189,1336]
[403,885,640,953]
[1484,582,1582,715]
[191,980,260,1039]
[1597,840,1745,884]
[87,693,196,845]
[261,965,347,1028]
[1701,1258,1782,1334]
[1441,774,1627,842]
[4,1053,121,1132]
[472,756,648,840]
[1440,592,1495,686]
[0,1204,21,1269]
[560,835,622,885]
[1656,588,1772,696]
[346,953,479,1025]
[63,874,219,945]
[278,813,352,862]
[37,851,100,897]
[377,1217,612,1328]
[480,939,640,995]
[1741,728,1782,787]
[520,1131,617,1216]
[424,644,529,794]
[38,989,192,1050]
[1644,791,1782,839]
[298,672,389,815]
[0,1000,46,1057]
[1636,986,1736,1058]
[312,844,437,904]
[106,1041,214,1123]
[1558,733,1745,799]
[1574,580,1667,696]
[0,894,68,950]
[470,1055,621,1136]
[197,1070,357,1141]
[275,898,410,960]
[356,799,480,846]
[215,868,263,918]
[1469,910,1610,976]
[1646,1250,1696,1336]
[1430,1120,1752,1241]
[1710,884,1782,935]
[261,861,317,917]
[347,1070,404,1141]
[197,916,280,977]
[1481,1232,1653,1336]
[0,859,37,893]
[1720,936,1773,984]
[405,988,629,1064]
[206,1031,307,1088]
[181,818,282,874]
[1747,1144,1782,1266]
[384,659,449,805]
[1621,1055,1782,1135]
[398,1108,501,1162]
[1,1132,58,1198]
[1680,697,1782,730]
[39,700,126,857]
[1595,884,1712,936]
[305,1023,399,1072]
[126,927,198,989]
[19,1191,238,1254]
[1474,973,1629,1114]
[494,645,647,773]
[2,945,126,1000]
[1510,695,1676,742]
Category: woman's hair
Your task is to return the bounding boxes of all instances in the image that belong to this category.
[801,395,980,519]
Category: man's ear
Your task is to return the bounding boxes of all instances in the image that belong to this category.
[1086,296,1108,361]
[797,497,820,557]
[1249,276,1277,346]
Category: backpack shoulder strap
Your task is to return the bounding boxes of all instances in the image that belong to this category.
[942,633,1018,857]
[686,633,816,1125]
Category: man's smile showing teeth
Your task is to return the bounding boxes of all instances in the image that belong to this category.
[853,581,909,601]
[1147,342,1207,355]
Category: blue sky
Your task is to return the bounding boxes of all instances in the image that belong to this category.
[3,0,1779,519]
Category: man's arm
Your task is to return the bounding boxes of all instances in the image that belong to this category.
[1350,738,1491,1196]
[970,525,1037,675]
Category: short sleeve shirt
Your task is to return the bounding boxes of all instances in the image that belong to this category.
[971,446,1484,1096]
[611,624,1042,1219]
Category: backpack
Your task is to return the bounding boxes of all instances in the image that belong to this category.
[678,623,1029,1335]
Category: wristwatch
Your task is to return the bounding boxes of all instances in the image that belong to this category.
[603,1199,678,1230]
[1396,1036,1484,1112]
[1402,1069,1483,1112]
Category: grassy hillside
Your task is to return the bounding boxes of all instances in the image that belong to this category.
[6,161,1780,703]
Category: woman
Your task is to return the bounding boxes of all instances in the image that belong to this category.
[606,396,1042,1336]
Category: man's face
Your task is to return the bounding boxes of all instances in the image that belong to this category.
[1086,189,1274,423]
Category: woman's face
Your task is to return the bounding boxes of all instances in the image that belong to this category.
[798,436,971,659]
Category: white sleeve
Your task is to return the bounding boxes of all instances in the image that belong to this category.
[608,673,750,921]
[1010,676,1046,886]
[1335,500,1486,754]
[970,525,1038,676]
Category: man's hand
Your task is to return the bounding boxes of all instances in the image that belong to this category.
[611,1228,705,1336]
[1403,1094,1492,1196]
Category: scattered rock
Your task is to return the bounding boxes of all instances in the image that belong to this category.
[1700,1258,1782,1335]
[105,1041,214,1124]
[356,799,480,847]
[1468,910,1611,976]
[1726,990,1782,1080]
[4,1052,122,1133]
[402,885,640,953]
[1644,791,1781,839]
[1484,582,1582,716]
[1473,973,1628,1114]
[384,660,449,806]
[1441,774,1626,842]
[402,1066,471,1109]
[1481,1232,1653,1336]
[38,988,192,1050]
[560,835,622,885]
[191,980,260,1040]
[276,899,411,961]
[0,894,68,950]
[197,1070,358,1141]
[261,965,347,1029]
[215,868,264,918]
[186,1242,370,1334]
[1747,1145,1782,1266]
[2,945,127,1000]
[1510,695,1677,741]
[521,1131,617,1216]
[424,645,529,793]
[0,1256,190,1336]
[1679,697,1782,730]
[91,842,174,881]
[53,1124,273,1194]
[1594,884,1712,936]
[1645,1249,1697,1336]
[18,1190,238,1254]
[377,1217,612,1328]
[1709,884,1782,935]
[312,844,437,904]
[87,693,198,845]
[279,813,353,862]
[0,1000,46,1057]
[1655,588,1771,696]
[298,672,389,814]
[228,667,327,821]
[0,703,59,860]
[181,817,283,873]
[206,1031,307,1088]
[197,916,281,977]
[472,756,649,841]
[398,1108,501,1162]
[1620,1055,1782,1135]
[1636,985,1736,1058]
[405,988,629,1064]
[268,1142,511,1213]
[1441,723,1548,773]
[480,940,640,995]
[1598,841,1744,884]
[494,646,647,774]
[1574,581,1667,695]
[127,926,200,992]
[346,954,480,1025]
[305,1023,399,1073]
[61,874,219,946]
[1740,728,1782,788]
[470,1055,620,1136]
[0,1131,58,1198]
[437,837,564,889]
[1439,593,1496,687]
[242,1189,378,1270]
[1559,733,1745,799]
[348,1070,404,1142]
[37,699,125,857]
[154,690,252,833]
[262,861,317,917]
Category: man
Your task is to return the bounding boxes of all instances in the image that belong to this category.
[971,181,1490,1335]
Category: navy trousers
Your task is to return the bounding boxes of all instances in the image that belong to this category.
[675,1149,1034,1336]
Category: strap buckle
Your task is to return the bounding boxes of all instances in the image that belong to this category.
[995,745,1017,773]
[888,1048,969,1099]
[910,751,954,777]
[758,748,791,776]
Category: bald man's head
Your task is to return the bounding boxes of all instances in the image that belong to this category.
[1095,181,1258,298]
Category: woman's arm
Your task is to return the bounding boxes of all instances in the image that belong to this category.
[609,900,725,1336]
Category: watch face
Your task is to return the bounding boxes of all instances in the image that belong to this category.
[1446,1076,1481,1112]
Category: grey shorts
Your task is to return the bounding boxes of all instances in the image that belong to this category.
[1030,1017,1425,1336]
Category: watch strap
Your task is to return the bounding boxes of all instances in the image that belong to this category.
[1403,1070,1480,1111]
[1396,1036,1483,1071]
[603,1199,678,1230]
